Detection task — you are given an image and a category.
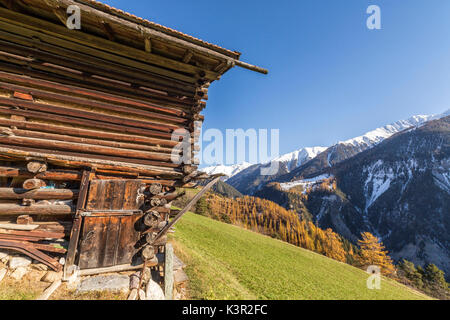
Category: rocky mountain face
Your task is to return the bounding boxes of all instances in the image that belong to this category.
[210,180,243,199]
[280,116,450,278]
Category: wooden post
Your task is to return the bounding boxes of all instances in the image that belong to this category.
[36,280,62,300]
[164,243,174,300]
[64,168,93,278]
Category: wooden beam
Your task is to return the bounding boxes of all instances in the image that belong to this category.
[0,188,78,200]
[0,126,177,155]
[100,20,115,41]
[27,161,47,174]
[0,61,196,111]
[0,70,192,117]
[0,81,188,125]
[182,50,193,64]
[64,169,91,277]
[0,0,21,11]
[52,6,68,28]
[36,280,62,301]
[0,135,180,163]
[0,166,82,181]
[0,118,179,149]
[0,146,184,179]
[0,204,73,215]
[144,37,152,53]
[164,243,174,300]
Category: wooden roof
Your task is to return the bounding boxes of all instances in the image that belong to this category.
[1,0,267,75]
[71,0,242,59]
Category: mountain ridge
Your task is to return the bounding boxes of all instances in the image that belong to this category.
[222,110,449,194]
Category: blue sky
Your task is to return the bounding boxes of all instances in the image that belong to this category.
[102,0,450,162]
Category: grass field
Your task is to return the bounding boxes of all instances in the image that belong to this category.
[0,274,128,300]
[171,212,431,300]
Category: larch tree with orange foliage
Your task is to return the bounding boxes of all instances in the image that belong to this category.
[357,232,396,277]
[322,229,347,262]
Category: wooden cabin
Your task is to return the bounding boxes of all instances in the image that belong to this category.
[0,0,266,278]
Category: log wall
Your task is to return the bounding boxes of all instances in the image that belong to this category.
[0,0,251,271]
[0,4,214,181]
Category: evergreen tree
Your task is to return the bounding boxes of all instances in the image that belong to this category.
[423,264,448,292]
[397,259,423,288]
[195,197,210,217]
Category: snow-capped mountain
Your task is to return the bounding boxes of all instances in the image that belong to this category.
[270,147,327,171]
[225,146,327,194]
[339,114,438,149]
[201,162,252,180]
[284,110,450,181]
[301,115,450,278]
[201,147,326,182]
[203,109,449,194]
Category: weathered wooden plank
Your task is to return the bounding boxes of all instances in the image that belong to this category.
[0,107,178,143]
[0,188,77,200]
[86,180,144,211]
[164,243,174,300]
[0,65,197,112]
[0,97,182,134]
[102,216,121,267]
[0,127,177,155]
[0,119,179,149]
[0,204,73,215]
[102,181,115,211]
[0,223,38,231]
[0,166,81,181]
[78,216,108,269]
[0,135,179,162]
[0,81,189,124]
[0,149,184,178]
[0,26,201,88]
[0,229,66,239]
[122,181,145,210]
[116,215,141,266]
[36,280,62,301]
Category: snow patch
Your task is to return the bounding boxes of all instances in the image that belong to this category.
[433,170,450,194]
[363,160,394,210]
[280,174,333,192]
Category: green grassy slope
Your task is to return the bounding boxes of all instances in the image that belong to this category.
[171,212,431,300]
